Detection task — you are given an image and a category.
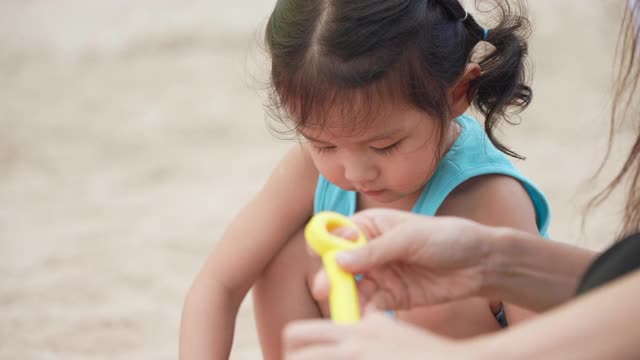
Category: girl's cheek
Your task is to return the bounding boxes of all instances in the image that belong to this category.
[312,158,340,179]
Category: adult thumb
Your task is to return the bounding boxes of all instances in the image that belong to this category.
[334,231,408,273]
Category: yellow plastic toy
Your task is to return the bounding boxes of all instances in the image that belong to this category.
[304,211,367,324]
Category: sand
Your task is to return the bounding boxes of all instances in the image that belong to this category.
[0,0,633,359]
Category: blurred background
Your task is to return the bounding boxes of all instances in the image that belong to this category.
[0,0,630,359]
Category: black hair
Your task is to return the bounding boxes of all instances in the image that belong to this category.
[265,0,532,158]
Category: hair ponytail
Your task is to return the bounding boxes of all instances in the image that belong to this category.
[467,2,532,159]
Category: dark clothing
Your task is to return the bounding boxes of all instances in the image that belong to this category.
[576,232,640,295]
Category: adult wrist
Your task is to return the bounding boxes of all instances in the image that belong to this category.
[477,226,524,300]
[477,226,595,311]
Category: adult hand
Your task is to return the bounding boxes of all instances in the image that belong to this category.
[283,312,477,360]
[314,209,501,311]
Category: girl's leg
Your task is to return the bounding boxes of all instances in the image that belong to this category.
[253,227,323,360]
[397,298,503,338]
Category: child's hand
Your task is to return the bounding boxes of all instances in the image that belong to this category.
[310,209,499,311]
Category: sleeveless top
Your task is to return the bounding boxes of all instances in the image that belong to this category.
[314,114,551,237]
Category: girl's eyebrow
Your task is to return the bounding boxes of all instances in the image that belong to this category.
[299,128,404,144]
[364,129,404,142]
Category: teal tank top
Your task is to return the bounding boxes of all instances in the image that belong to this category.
[313,114,550,237]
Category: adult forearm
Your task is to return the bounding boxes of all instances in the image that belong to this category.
[480,228,597,311]
[476,269,640,360]
[179,278,242,359]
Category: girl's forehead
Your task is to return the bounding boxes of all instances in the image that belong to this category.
[299,106,429,142]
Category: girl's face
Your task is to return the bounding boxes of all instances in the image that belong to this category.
[300,101,454,209]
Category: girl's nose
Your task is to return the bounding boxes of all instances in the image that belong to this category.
[343,159,379,185]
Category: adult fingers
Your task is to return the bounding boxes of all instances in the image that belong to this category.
[364,291,399,313]
[330,226,360,241]
[285,346,347,360]
[283,320,344,352]
[350,208,414,240]
[334,210,428,273]
[334,229,414,273]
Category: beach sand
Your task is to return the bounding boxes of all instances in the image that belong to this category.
[0,0,632,358]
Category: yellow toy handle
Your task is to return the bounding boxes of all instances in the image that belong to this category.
[305,212,367,324]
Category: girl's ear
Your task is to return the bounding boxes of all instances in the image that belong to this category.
[449,63,481,118]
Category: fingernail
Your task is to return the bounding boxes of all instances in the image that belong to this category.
[335,251,355,265]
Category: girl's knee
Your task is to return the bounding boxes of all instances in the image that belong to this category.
[254,227,312,297]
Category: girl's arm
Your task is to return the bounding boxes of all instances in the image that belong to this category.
[179,145,318,359]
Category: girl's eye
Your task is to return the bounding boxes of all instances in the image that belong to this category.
[371,142,400,155]
[314,145,337,153]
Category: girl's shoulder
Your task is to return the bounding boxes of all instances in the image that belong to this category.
[436,173,541,234]
[415,114,550,235]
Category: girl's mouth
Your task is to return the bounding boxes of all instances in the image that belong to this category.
[361,189,385,197]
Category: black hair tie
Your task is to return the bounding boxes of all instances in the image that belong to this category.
[433,0,490,42]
